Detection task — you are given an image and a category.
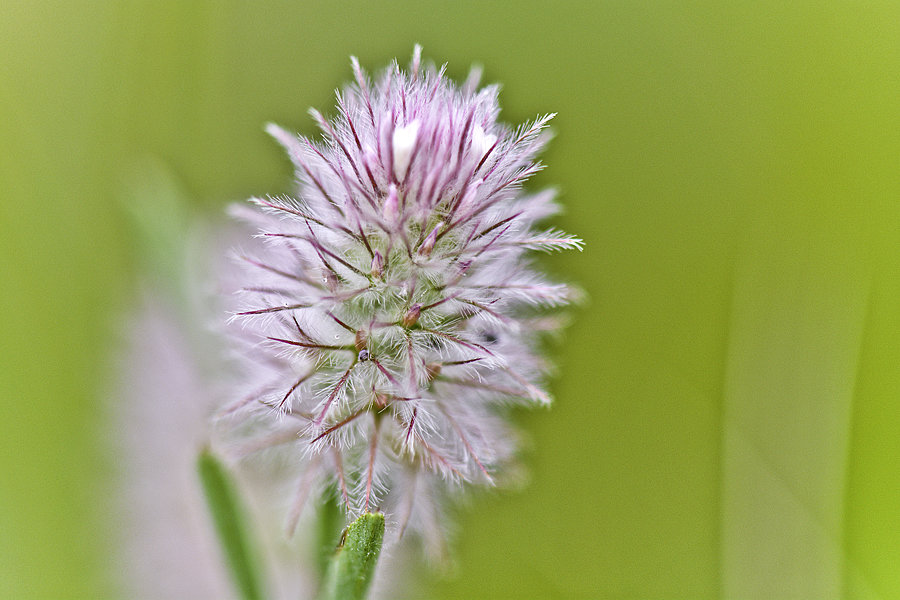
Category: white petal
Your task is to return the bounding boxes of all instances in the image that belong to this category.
[392,120,420,181]
[471,124,497,159]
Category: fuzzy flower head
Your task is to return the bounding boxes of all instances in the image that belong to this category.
[224,46,581,550]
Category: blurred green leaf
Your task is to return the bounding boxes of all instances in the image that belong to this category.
[197,449,265,600]
[316,487,344,582]
[117,158,193,291]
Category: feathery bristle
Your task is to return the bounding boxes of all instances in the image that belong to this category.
[221,47,580,555]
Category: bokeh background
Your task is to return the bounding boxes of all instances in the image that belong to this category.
[2,2,899,598]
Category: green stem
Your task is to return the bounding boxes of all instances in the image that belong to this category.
[316,489,343,581]
[320,512,385,600]
[197,448,265,600]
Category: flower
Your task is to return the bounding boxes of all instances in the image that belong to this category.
[222,46,581,555]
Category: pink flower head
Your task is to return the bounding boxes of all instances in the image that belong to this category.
[222,46,581,553]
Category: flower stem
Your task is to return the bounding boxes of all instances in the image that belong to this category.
[316,489,343,580]
[197,449,264,600]
[320,512,385,600]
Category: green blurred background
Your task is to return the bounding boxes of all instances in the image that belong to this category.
[2,2,899,598]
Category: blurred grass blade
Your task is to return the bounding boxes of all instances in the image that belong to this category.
[316,488,343,581]
[197,449,264,600]
[321,512,385,600]
[118,158,193,292]
[720,225,871,599]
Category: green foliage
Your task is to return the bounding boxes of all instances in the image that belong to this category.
[197,450,264,600]
[316,489,344,581]
[321,513,385,600]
